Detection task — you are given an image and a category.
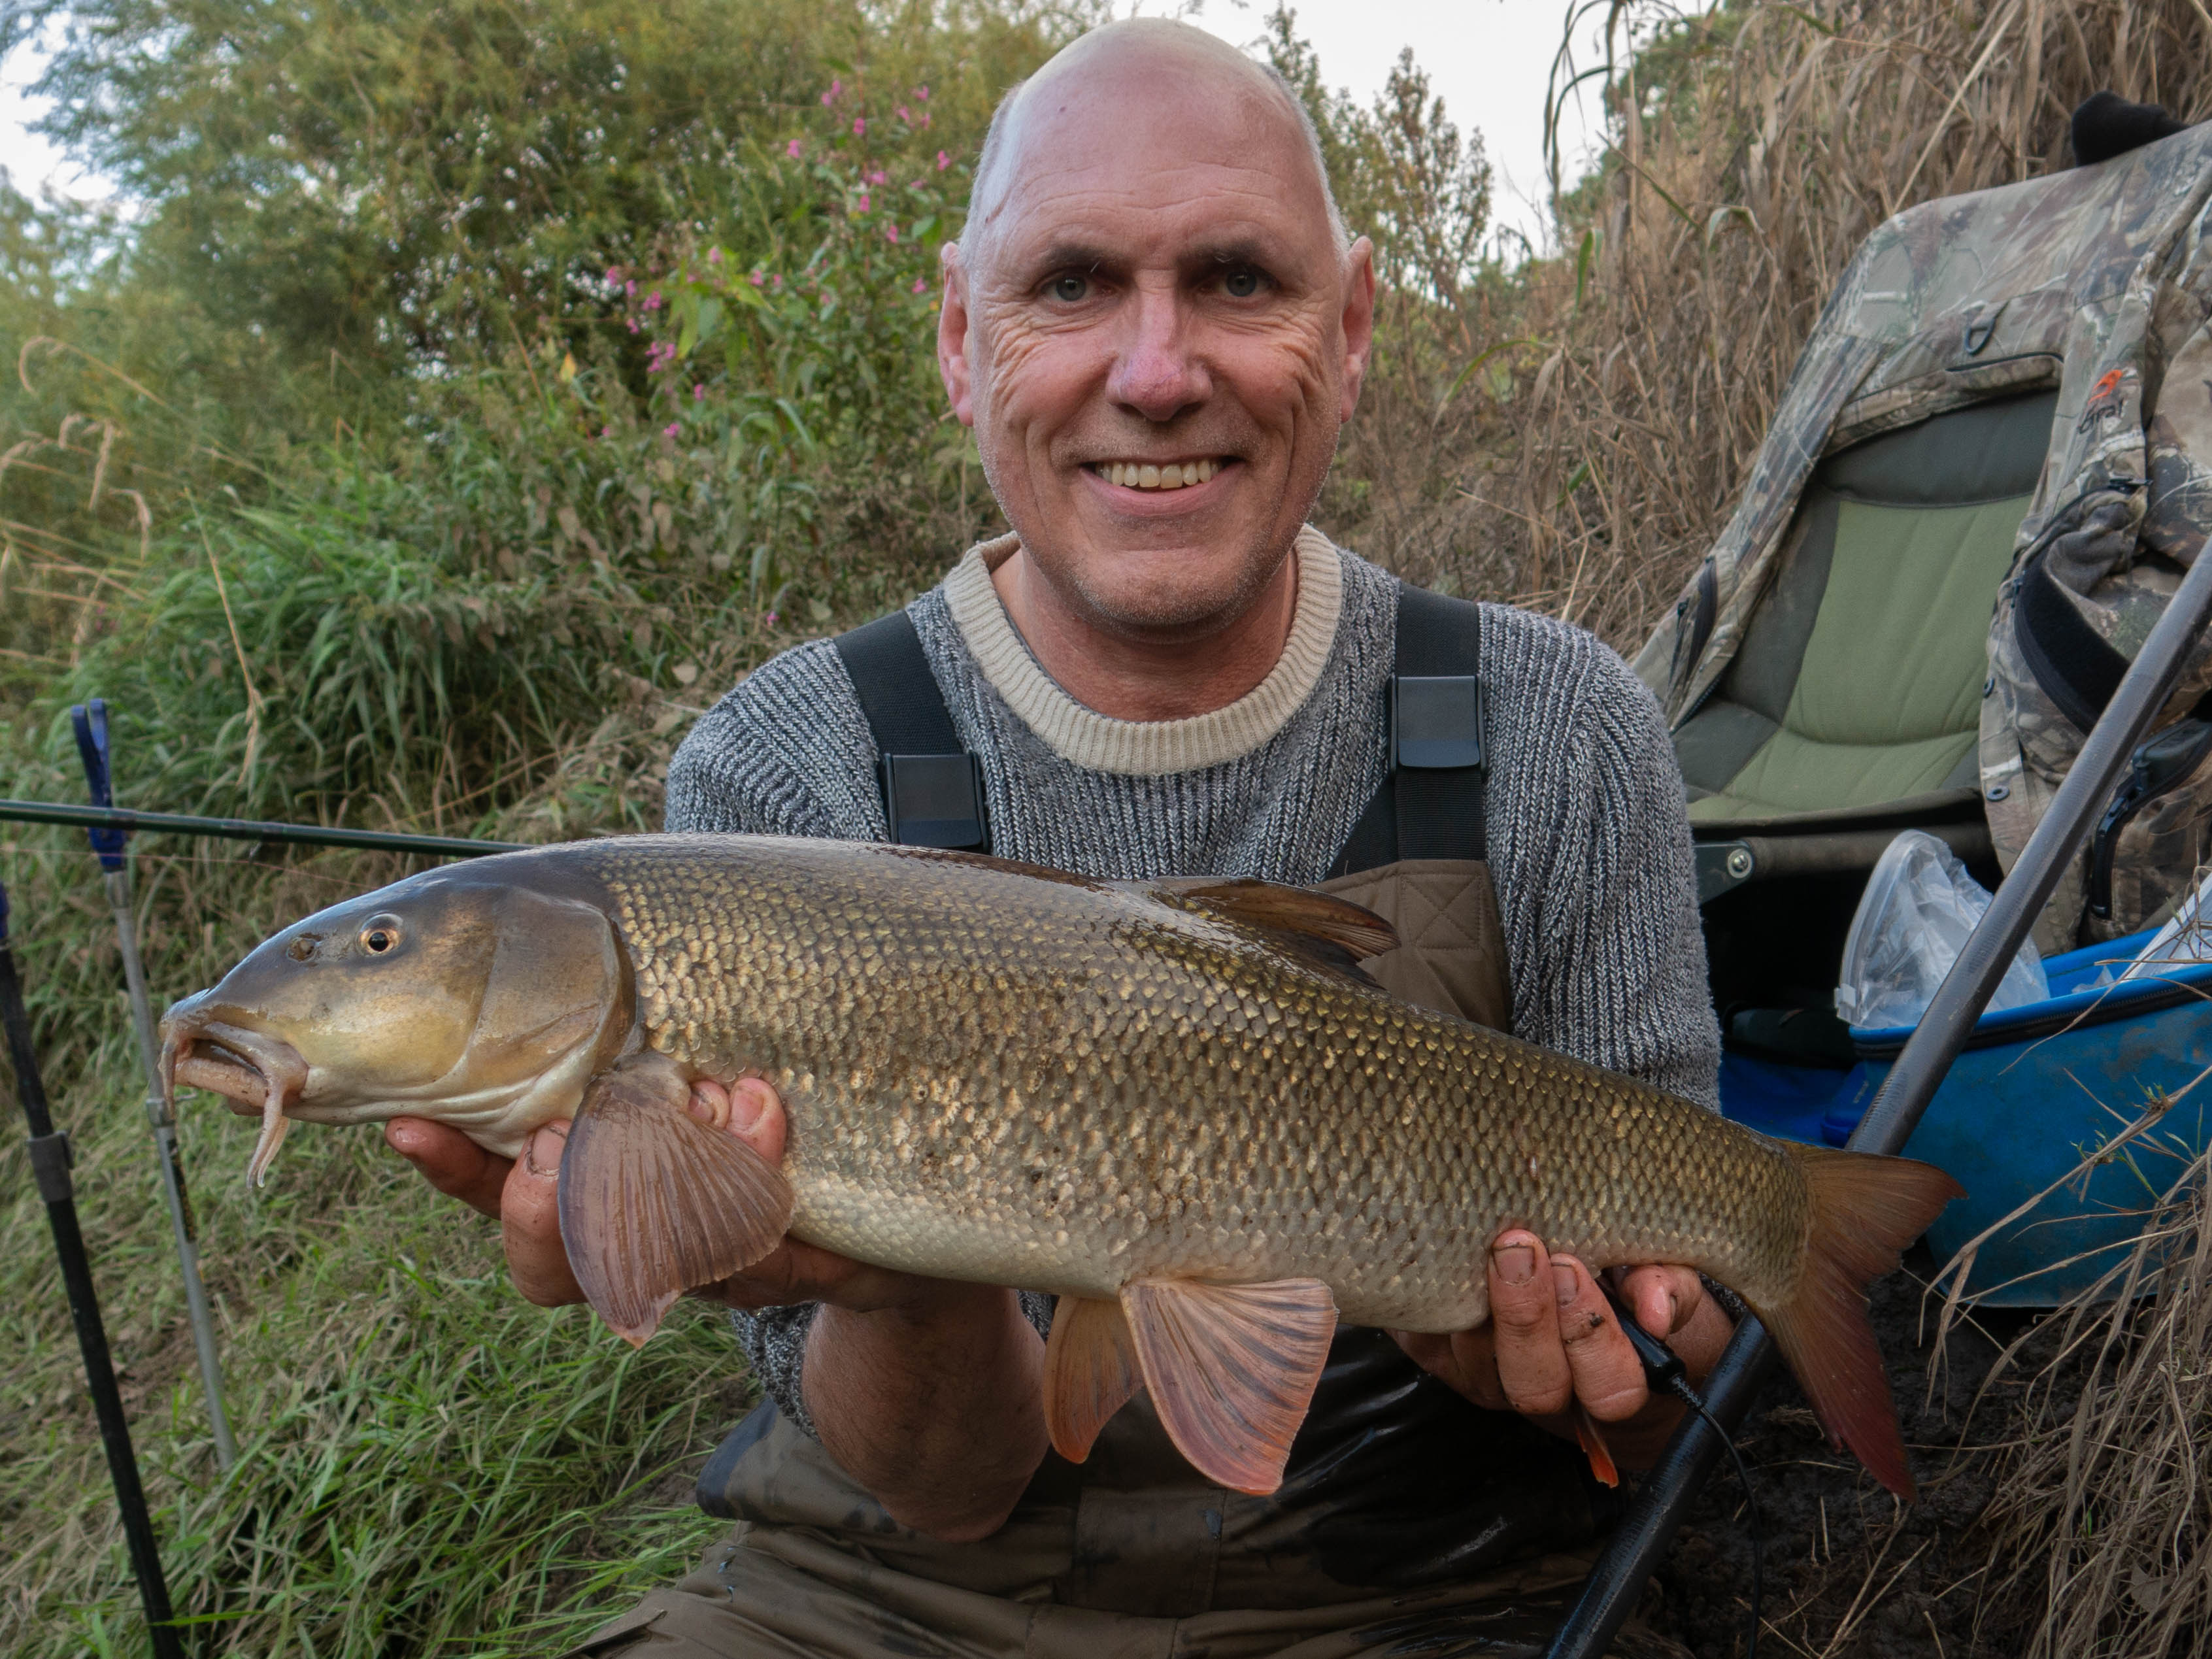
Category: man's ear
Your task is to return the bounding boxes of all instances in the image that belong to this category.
[1338,235,1378,422]
[937,242,977,428]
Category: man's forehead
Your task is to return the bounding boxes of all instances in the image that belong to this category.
[971,23,1334,260]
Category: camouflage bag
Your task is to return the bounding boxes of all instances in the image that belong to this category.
[1634,122,2212,952]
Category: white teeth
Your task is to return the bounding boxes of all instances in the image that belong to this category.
[1098,459,1224,490]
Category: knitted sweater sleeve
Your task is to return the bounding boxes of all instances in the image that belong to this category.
[1515,643,1722,1109]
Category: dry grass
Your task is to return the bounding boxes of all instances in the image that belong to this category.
[1332,0,2212,656]
[1961,1126,2212,1658]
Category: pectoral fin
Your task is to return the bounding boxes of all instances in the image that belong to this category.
[558,1050,793,1346]
[1572,1400,1620,1487]
[1118,1277,1338,1496]
[1043,1296,1144,1464]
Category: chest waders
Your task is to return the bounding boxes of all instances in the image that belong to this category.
[571,586,1643,1657]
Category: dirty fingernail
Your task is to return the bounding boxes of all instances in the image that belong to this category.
[524,1124,566,1179]
[1493,1243,1537,1285]
[1553,1262,1579,1306]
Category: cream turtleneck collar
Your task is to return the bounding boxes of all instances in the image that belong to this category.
[940,526,1345,778]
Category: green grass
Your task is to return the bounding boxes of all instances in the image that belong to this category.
[0,845,750,1656]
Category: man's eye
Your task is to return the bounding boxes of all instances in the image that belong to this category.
[1223,268,1263,298]
[1050,274,1090,302]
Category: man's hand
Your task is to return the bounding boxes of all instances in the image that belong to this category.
[385,1081,1048,1540]
[1391,1229,1735,1471]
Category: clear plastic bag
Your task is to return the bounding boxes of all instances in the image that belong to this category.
[1834,830,2049,1029]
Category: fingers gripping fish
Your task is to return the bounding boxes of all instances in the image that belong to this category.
[160,835,1961,1498]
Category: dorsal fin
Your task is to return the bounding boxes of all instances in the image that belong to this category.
[1139,877,1398,979]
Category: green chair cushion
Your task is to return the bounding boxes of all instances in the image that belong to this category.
[1690,495,2028,818]
[1679,391,2055,825]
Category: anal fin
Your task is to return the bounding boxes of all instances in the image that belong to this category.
[1043,1296,1143,1464]
[1118,1276,1337,1496]
[558,1050,793,1346]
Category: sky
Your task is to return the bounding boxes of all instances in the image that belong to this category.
[0,0,1655,249]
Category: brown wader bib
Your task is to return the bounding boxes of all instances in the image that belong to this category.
[565,590,1686,1659]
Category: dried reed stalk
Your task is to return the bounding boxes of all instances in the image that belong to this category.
[1968,1128,2212,1657]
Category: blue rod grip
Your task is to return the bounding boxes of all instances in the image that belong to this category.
[69,701,127,872]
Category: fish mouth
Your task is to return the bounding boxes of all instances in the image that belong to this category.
[160,1011,311,1186]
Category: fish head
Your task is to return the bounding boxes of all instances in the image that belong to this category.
[161,863,633,1184]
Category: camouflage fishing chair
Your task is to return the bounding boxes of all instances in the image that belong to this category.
[1632,106,2212,1055]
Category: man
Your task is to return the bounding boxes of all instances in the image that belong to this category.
[391,19,1730,1655]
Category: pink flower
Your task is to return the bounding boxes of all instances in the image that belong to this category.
[693,382,705,401]
[915,84,929,101]
[920,110,930,129]
[856,192,871,213]
[663,422,680,438]
[627,318,639,333]
[852,116,866,137]
[885,224,899,243]
[763,610,779,626]
[912,275,928,294]
[644,290,662,310]
[625,279,637,296]
[867,169,886,185]
[750,269,765,286]
[707,246,722,264]
[896,105,911,124]
[786,137,803,159]
[601,424,614,438]
[821,78,841,105]
[771,273,784,290]
[936,150,950,171]
[604,265,622,284]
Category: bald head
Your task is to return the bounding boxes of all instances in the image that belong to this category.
[967,20,1347,257]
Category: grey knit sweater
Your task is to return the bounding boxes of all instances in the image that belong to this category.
[665,531,1720,1434]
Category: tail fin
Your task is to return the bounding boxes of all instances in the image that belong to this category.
[1753,1145,1963,1499]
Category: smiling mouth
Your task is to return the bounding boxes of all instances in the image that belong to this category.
[1088,458,1228,492]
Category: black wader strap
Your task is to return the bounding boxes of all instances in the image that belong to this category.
[2016,546,2132,735]
[1329,584,1488,877]
[832,611,990,852]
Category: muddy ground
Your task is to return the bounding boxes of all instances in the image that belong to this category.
[1642,1248,2075,1659]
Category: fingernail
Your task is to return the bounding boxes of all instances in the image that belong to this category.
[731,1081,765,1133]
[1553,1262,1579,1307]
[524,1124,565,1178]
[1493,1243,1536,1285]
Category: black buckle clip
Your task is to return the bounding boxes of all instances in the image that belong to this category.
[880,753,989,850]
[1391,676,1485,771]
[2088,714,2212,917]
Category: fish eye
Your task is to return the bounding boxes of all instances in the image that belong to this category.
[358,916,404,956]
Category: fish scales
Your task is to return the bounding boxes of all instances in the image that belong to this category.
[584,839,1809,1331]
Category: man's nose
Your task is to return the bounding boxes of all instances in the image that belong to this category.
[1105,285,1210,422]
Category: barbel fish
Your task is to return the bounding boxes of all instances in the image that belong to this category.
[161,835,1960,1497]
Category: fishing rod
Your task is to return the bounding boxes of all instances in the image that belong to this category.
[70,701,239,1469]
[0,797,522,858]
[1,875,186,1659]
[1546,537,2212,1658]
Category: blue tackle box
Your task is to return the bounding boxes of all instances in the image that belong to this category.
[1718,928,2212,1305]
